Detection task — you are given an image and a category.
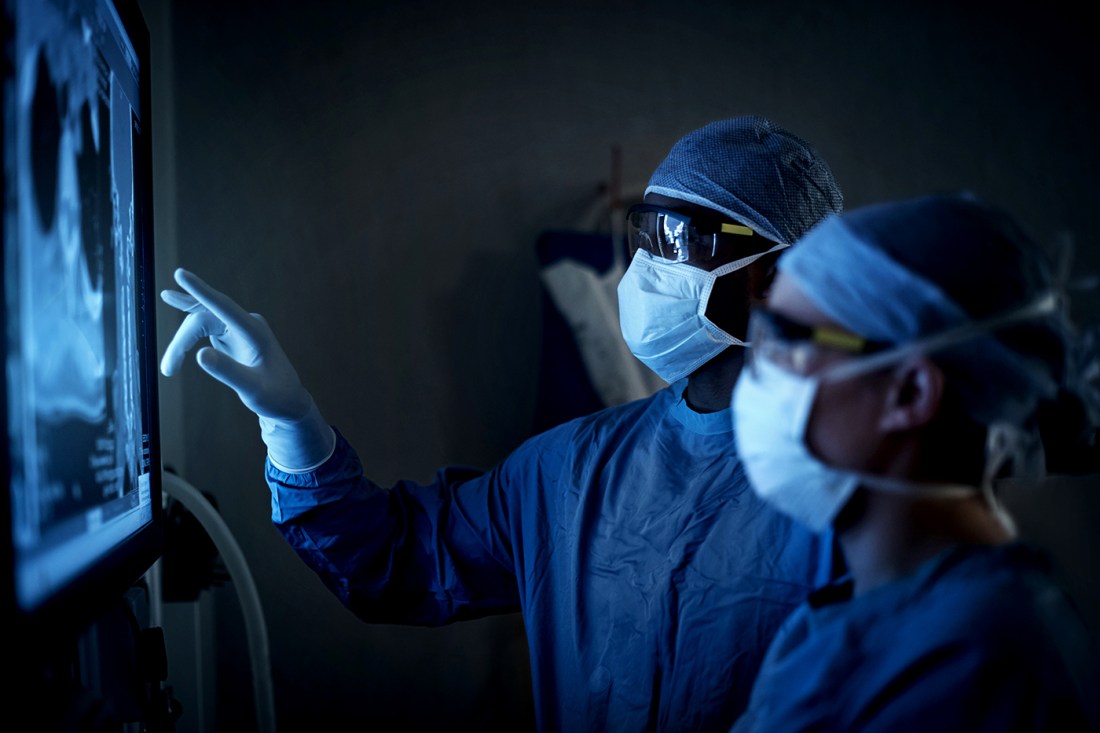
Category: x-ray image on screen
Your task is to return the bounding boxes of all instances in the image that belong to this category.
[4,0,155,612]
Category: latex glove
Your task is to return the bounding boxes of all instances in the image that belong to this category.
[160,267,335,472]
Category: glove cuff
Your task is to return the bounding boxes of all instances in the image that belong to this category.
[260,401,336,473]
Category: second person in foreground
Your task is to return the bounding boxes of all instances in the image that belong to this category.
[730,192,1100,732]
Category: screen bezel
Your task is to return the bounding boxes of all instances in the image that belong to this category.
[0,0,163,654]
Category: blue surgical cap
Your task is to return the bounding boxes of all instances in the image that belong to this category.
[779,193,1070,426]
[646,116,843,246]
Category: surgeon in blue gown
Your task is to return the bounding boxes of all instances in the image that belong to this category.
[159,116,846,732]
[729,193,1100,732]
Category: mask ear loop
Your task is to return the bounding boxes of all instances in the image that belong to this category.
[711,241,789,278]
[696,241,791,349]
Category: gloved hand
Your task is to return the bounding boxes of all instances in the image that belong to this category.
[160,267,335,472]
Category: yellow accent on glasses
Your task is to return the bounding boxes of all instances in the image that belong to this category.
[720,223,755,236]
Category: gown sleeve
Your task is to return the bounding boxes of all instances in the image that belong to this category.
[265,426,535,626]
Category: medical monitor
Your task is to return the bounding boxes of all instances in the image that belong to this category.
[1,0,161,646]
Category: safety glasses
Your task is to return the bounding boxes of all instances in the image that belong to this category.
[626,203,767,265]
[749,289,1061,382]
[747,308,892,376]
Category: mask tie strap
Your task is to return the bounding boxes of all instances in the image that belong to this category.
[712,241,789,278]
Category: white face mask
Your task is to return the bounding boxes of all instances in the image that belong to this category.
[731,355,860,533]
[731,292,1059,533]
[617,246,786,384]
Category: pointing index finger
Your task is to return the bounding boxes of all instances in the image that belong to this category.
[173,268,263,340]
[160,289,202,313]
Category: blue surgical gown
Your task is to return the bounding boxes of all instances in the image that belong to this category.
[732,541,1100,733]
[267,379,841,732]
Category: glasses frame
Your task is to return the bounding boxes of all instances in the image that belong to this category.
[625,203,761,265]
[749,308,894,376]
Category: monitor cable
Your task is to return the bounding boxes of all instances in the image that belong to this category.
[161,471,277,733]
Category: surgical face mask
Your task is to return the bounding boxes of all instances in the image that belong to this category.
[731,291,1059,533]
[732,354,859,532]
[617,245,786,384]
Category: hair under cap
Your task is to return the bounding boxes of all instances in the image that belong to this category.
[646,116,843,246]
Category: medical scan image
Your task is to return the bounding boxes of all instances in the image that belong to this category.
[5,0,153,609]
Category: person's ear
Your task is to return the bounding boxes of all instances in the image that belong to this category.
[878,355,944,432]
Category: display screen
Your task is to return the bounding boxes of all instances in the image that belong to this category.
[2,0,160,624]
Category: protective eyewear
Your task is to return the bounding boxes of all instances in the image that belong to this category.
[747,290,1060,380]
[747,308,892,376]
[626,204,767,265]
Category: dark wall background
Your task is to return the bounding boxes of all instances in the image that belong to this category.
[139,1,1100,731]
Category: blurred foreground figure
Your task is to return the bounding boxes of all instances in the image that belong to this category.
[730,193,1100,732]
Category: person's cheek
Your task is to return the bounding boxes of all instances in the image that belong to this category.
[705,272,752,339]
